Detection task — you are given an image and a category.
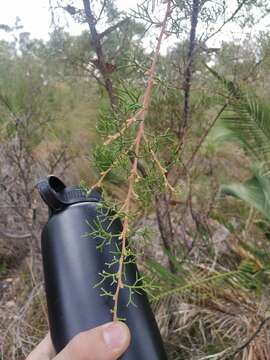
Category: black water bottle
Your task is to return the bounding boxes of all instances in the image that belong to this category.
[37,175,167,359]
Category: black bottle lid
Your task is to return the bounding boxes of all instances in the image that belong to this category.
[36,175,101,213]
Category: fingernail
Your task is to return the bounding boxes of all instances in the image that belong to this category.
[102,322,129,350]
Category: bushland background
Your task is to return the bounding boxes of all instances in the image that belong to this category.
[1,1,270,359]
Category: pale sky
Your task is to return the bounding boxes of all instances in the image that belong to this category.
[0,0,270,51]
[1,0,54,40]
[0,0,133,41]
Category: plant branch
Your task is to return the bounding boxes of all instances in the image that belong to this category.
[83,0,117,107]
[186,102,228,168]
[99,18,129,40]
[111,0,172,321]
[230,317,270,357]
[205,0,249,43]
[180,0,200,136]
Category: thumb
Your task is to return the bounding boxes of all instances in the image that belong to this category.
[54,322,131,360]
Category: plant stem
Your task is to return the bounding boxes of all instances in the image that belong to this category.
[112,0,172,321]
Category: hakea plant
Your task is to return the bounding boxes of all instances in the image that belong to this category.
[89,0,176,321]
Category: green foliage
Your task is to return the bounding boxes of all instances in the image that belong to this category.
[144,248,270,302]
[96,87,141,137]
[209,68,270,221]
[222,97,270,165]
[221,165,270,221]
[133,169,165,207]
[83,202,158,316]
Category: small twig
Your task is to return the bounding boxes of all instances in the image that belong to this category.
[92,163,115,189]
[99,18,130,40]
[103,111,143,146]
[91,145,134,189]
[230,317,270,358]
[185,102,228,169]
[96,0,107,22]
[205,0,250,43]
[142,133,175,191]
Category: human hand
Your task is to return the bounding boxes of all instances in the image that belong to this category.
[26,321,131,360]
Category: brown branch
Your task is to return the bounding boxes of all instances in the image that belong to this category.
[112,0,172,321]
[186,102,228,168]
[178,0,248,137]
[112,163,136,320]
[230,317,270,358]
[98,18,129,40]
[103,112,143,145]
[180,0,200,136]
[83,0,117,108]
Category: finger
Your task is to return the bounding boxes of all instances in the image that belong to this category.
[54,321,131,360]
[26,333,56,360]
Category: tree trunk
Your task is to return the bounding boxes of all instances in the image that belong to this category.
[83,0,117,108]
[180,0,200,136]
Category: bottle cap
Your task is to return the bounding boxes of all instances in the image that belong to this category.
[36,175,101,212]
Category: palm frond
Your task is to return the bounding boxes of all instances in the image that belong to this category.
[205,64,240,99]
[223,97,270,165]
[207,65,270,167]
[220,165,270,221]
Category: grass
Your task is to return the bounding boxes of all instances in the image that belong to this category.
[0,261,48,360]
